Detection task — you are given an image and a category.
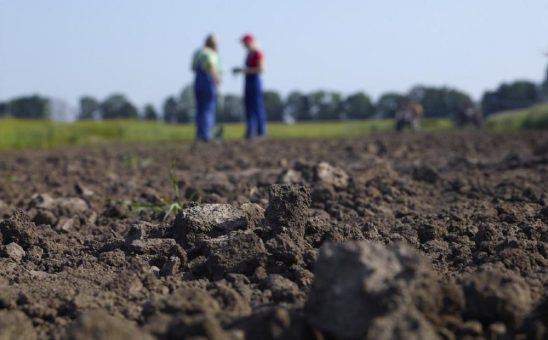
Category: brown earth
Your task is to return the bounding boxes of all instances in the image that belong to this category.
[0,131,547,340]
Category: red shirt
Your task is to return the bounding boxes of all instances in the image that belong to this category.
[246,50,264,68]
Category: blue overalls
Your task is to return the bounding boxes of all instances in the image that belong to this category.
[194,68,216,141]
[244,70,266,139]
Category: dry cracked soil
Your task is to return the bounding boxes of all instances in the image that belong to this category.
[0,131,547,340]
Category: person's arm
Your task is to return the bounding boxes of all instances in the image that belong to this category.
[233,52,264,75]
[242,59,264,75]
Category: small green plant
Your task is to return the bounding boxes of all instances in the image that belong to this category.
[129,160,183,221]
[123,154,152,171]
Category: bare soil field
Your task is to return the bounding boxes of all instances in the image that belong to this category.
[0,131,547,340]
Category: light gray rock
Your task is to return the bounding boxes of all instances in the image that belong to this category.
[174,204,247,245]
[315,162,349,189]
[30,193,56,210]
[4,242,25,262]
[278,169,303,184]
[56,217,75,232]
[56,197,88,215]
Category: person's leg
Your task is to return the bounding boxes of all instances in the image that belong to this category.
[195,90,206,141]
[204,90,216,141]
[244,92,255,139]
[256,94,266,137]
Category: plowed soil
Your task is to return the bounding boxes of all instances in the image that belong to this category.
[0,131,547,340]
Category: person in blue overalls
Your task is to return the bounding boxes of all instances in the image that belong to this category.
[233,34,266,139]
[191,35,221,142]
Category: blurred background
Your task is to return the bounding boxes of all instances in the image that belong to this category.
[1,0,547,148]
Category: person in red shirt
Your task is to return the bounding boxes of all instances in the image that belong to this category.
[233,34,266,138]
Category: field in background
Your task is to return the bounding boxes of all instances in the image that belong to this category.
[2,106,548,151]
[0,118,453,151]
[485,103,548,131]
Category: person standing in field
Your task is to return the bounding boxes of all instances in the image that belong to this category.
[192,34,221,142]
[233,34,266,139]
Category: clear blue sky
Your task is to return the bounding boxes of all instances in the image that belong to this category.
[1,0,547,115]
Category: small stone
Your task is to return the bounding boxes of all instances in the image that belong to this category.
[150,266,160,276]
[56,197,88,215]
[488,322,507,336]
[278,169,303,184]
[4,242,25,262]
[460,320,483,336]
[30,193,56,210]
[129,279,143,296]
[57,217,74,232]
[315,162,349,189]
[75,183,94,197]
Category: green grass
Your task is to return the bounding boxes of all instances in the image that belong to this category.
[486,103,548,131]
[0,118,453,151]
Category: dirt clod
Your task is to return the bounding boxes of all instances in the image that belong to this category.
[306,241,441,339]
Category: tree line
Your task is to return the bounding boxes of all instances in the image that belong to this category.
[2,64,547,122]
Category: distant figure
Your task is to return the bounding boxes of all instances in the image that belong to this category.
[233,34,266,139]
[455,103,483,128]
[396,100,423,131]
[192,34,221,142]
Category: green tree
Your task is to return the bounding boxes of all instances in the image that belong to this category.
[264,90,284,121]
[163,86,193,123]
[286,91,311,121]
[100,94,138,119]
[541,64,548,99]
[143,104,158,120]
[0,102,7,117]
[343,92,375,119]
[409,86,472,118]
[481,81,540,115]
[9,95,50,119]
[163,96,179,123]
[218,94,242,123]
[177,85,194,123]
[376,93,407,118]
[307,91,342,120]
[78,96,100,120]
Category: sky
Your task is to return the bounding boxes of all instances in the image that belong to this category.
[1,0,548,117]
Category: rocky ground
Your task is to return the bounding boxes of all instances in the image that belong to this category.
[0,131,547,340]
